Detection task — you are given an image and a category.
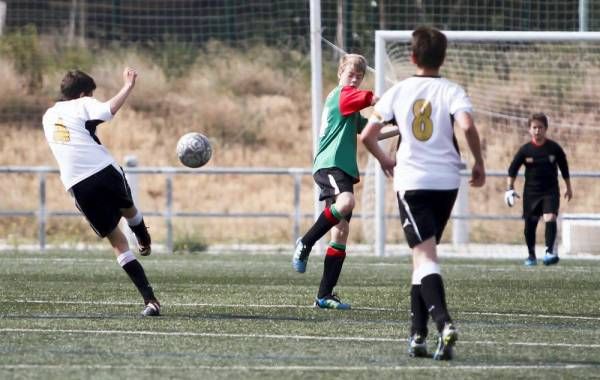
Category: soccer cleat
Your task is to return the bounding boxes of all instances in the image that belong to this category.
[141,300,160,317]
[314,294,351,310]
[433,322,458,360]
[130,223,152,256]
[408,334,428,358]
[292,238,310,273]
[543,252,560,266]
[524,257,537,266]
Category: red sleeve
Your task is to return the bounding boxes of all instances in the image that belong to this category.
[339,86,374,116]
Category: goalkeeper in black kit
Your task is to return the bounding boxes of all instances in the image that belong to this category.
[505,113,573,266]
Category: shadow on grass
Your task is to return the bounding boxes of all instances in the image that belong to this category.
[0,311,322,323]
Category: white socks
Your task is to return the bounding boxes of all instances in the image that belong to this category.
[126,210,143,227]
[412,261,441,285]
[117,251,136,267]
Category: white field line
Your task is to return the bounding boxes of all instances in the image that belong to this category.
[3,242,600,259]
[0,364,598,371]
[2,328,600,349]
[4,256,600,267]
[10,299,600,321]
[464,311,600,321]
[3,256,600,276]
[3,257,598,274]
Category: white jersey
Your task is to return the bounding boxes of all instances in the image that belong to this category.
[374,76,473,191]
[42,97,115,190]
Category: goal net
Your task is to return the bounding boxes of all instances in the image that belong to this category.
[363,31,600,256]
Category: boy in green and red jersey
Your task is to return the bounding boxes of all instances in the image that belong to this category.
[292,54,377,309]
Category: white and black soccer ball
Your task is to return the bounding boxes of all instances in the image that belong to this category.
[176,132,212,168]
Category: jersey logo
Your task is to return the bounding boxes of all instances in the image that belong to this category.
[411,99,433,141]
[549,155,555,163]
[53,118,70,143]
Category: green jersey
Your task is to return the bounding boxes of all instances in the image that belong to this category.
[313,85,373,180]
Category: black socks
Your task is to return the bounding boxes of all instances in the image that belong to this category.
[122,260,156,303]
[524,216,539,258]
[317,245,346,298]
[545,220,557,253]
[410,284,429,336]
[301,206,342,248]
[420,273,452,333]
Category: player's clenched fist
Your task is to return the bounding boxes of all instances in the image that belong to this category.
[123,67,138,87]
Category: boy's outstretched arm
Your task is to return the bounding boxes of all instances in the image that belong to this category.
[360,113,396,177]
[109,67,137,115]
[455,111,485,187]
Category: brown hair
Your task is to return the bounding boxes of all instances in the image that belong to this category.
[411,26,447,69]
[528,113,548,129]
[338,54,367,77]
[60,70,96,100]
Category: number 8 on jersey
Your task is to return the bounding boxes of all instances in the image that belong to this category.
[412,99,433,141]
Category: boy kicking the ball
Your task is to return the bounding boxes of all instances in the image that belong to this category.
[292,54,377,309]
[42,68,160,317]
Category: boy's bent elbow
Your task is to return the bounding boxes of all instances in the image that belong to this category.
[359,129,373,144]
[360,131,379,149]
[359,132,368,144]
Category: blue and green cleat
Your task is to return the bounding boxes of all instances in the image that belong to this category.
[524,257,537,266]
[292,238,310,273]
[408,334,428,358]
[543,252,560,266]
[314,294,351,310]
[433,323,458,360]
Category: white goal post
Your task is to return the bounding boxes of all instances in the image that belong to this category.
[372,30,600,257]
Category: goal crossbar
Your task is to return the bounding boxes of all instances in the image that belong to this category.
[376,30,600,43]
[372,30,600,257]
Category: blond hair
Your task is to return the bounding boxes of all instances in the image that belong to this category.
[338,54,367,77]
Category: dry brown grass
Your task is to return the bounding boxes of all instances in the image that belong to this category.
[1,45,599,247]
[0,44,318,245]
[0,58,25,102]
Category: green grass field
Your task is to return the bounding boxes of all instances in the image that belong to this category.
[1,250,599,379]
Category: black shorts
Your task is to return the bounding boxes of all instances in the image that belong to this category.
[70,165,134,238]
[313,168,356,221]
[523,191,559,219]
[396,189,458,248]
[313,168,356,202]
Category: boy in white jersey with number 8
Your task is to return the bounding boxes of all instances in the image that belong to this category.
[42,68,160,317]
[361,26,485,360]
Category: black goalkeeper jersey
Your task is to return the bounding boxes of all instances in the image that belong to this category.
[507,139,570,194]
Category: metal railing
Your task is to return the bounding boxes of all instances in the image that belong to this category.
[0,165,313,252]
[2,166,600,253]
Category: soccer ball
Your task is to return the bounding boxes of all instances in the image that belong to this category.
[176,132,212,168]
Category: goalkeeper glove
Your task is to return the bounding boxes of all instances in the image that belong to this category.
[504,188,520,207]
